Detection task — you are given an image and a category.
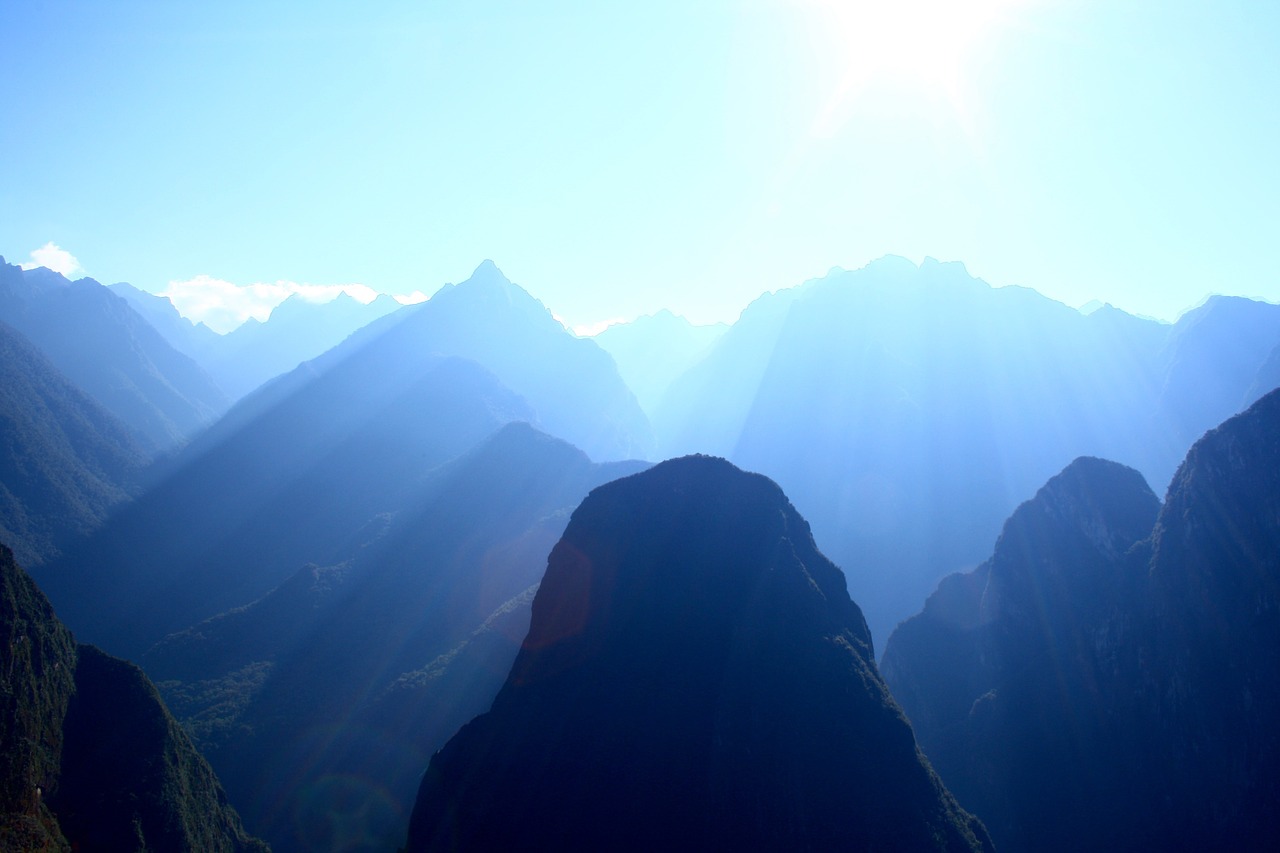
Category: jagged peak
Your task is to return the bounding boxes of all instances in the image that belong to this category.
[467,259,512,287]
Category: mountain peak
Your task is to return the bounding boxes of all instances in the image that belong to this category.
[467,259,511,287]
[985,456,1159,608]
[406,455,990,851]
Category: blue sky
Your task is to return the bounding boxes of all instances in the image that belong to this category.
[2,0,1278,332]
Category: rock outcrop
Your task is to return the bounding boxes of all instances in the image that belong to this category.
[407,456,991,852]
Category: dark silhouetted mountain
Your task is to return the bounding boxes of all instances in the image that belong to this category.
[882,389,1280,850]
[0,257,229,454]
[0,545,76,849]
[324,260,652,461]
[881,457,1160,850]
[143,423,644,852]
[0,321,145,567]
[407,455,991,852]
[39,346,535,658]
[1138,386,1280,849]
[204,291,404,399]
[592,309,727,418]
[0,545,266,851]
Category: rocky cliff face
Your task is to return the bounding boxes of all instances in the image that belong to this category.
[883,389,1280,851]
[882,457,1160,850]
[407,455,991,852]
[1138,387,1280,849]
[0,545,266,851]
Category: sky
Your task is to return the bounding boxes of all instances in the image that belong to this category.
[2,0,1278,333]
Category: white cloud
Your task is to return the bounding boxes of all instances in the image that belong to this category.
[21,242,83,277]
[394,291,430,305]
[160,276,387,334]
[571,317,628,337]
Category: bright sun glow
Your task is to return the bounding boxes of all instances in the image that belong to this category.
[795,0,1029,134]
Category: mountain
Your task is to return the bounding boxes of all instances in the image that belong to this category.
[1158,294,1280,445]
[0,544,266,851]
[318,260,652,461]
[1246,340,1280,406]
[591,309,727,418]
[406,455,991,852]
[881,388,1280,850]
[0,322,146,567]
[0,258,229,454]
[109,282,405,401]
[651,256,1280,646]
[38,344,535,657]
[880,457,1161,850]
[144,423,644,852]
[652,284,801,459]
[108,281,224,366]
[204,291,404,399]
[1139,385,1280,849]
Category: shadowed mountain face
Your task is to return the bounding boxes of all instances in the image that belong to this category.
[652,257,1280,647]
[0,322,145,567]
[0,258,229,455]
[0,545,266,852]
[407,455,991,852]
[39,347,535,658]
[881,457,1161,850]
[882,389,1280,851]
[1140,386,1280,850]
[143,423,644,853]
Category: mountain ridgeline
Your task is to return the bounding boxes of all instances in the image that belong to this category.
[408,456,991,852]
[650,257,1280,644]
[36,261,649,660]
[0,257,229,455]
[6,251,1280,851]
[881,388,1280,850]
[112,282,405,401]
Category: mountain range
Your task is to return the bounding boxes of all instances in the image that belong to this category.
[0,257,229,455]
[4,251,1280,851]
[34,261,649,659]
[112,282,405,401]
[651,256,1280,644]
